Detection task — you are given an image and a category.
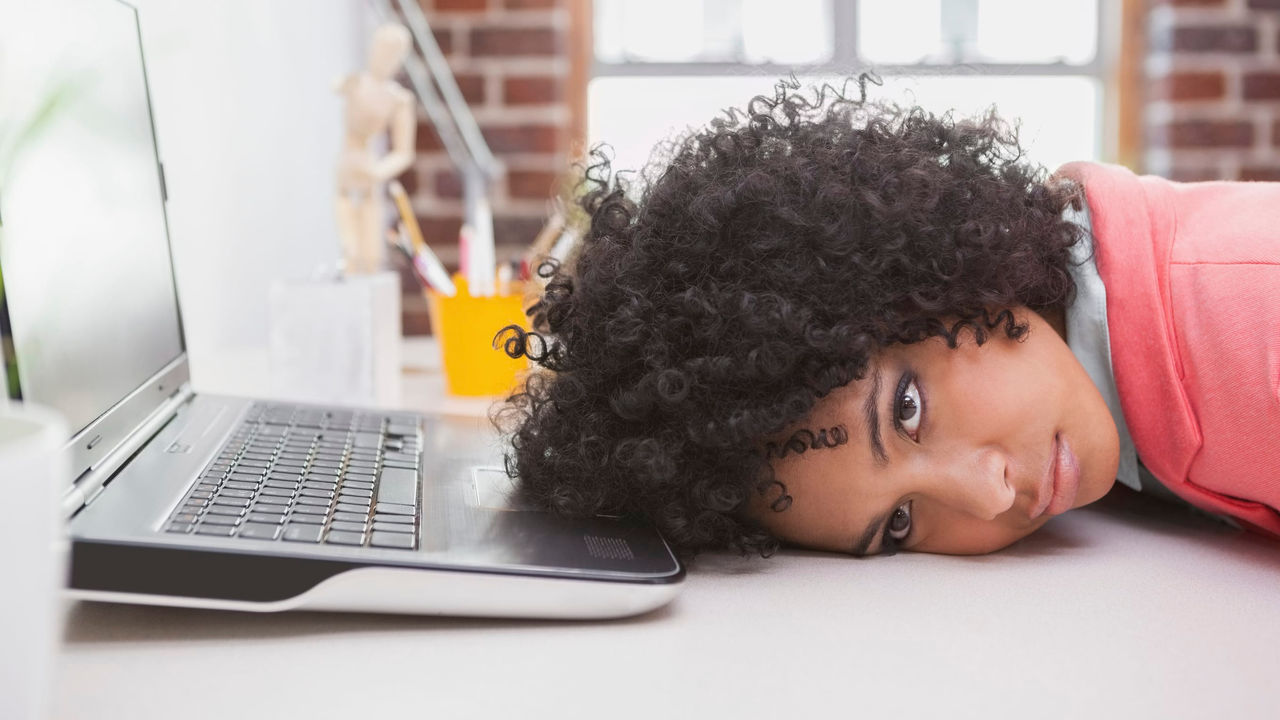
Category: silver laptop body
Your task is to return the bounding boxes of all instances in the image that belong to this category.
[0,0,681,619]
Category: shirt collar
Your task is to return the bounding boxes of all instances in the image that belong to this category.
[1061,202,1142,492]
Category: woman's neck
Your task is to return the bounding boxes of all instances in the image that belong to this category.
[1041,305,1068,342]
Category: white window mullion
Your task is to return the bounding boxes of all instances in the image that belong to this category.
[940,0,980,62]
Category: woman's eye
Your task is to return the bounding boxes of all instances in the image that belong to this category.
[888,501,913,541]
[896,378,922,440]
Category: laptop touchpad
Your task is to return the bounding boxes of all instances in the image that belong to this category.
[470,467,537,511]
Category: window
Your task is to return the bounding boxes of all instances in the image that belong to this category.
[589,0,1106,177]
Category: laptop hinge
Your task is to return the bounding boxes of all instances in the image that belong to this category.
[62,383,195,517]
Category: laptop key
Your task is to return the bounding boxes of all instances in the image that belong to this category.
[375,468,418,506]
[195,525,236,536]
[335,502,371,514]
[325,530,365,545]
[329,521,367,533]
[201,514,241,526]
[370,531,415,549]
[374,502,415,516]
[238,523,282,540]
[372,521,414,534]
[290,504,327,515]
[337,487,372,498]
[260,487,295,498]
[286,513,325,524]
[293,496,332,508]
[282,524,324,543]
[372,513,414,524]
[219,489,254,499]
[333,512,370,523]
[204,505,245,517]
[166,522,194,534]
[223,481,258,491]
[246,512,287,525]
[353,432,381,448]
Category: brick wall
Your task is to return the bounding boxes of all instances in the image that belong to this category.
[1147,0,1280,180]
[395,0,580,334]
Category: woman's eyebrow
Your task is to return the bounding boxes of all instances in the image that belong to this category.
[852,510,888,557]
[862,365,888,466]
[851,365,891,556]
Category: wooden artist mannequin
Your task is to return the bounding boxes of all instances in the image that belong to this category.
[335,23,416,275]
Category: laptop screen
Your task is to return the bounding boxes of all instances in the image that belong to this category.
[0,0,185,438]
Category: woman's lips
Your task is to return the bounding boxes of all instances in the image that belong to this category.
[1030,434,1081,521]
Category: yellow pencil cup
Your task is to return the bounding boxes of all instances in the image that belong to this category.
[427,278,530,397]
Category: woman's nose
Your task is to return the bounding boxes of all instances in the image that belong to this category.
[927,446,1016,520]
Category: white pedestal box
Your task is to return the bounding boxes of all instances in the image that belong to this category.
[268,272,401,407]
[0,403,68,720]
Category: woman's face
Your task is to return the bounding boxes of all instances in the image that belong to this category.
[755,308,1120,556]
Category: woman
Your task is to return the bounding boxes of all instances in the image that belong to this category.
[496,77,1280,557]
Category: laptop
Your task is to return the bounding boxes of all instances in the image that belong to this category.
[0,0,682,618]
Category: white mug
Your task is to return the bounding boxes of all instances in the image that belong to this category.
[0,403,68,720]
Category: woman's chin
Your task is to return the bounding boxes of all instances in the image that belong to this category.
[1076,469,1119,510]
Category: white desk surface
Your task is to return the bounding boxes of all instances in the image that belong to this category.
[54,340,1280,719]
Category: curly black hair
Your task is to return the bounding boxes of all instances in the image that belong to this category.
[494,76,1084,557]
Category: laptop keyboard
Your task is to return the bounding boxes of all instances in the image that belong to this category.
[163,402,423,550]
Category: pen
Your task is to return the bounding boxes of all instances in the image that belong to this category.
[388,181,426,255]
[549,227,579,264]
[458,223,472,281]
[497,261,513,296]
[387,181,457,297]
[466,193,497,298]
[386,224,429,290]
[414,242,457,298]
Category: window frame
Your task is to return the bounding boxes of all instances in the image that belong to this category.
[585,0,1135,165]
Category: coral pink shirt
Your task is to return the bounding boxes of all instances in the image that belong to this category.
[1058,161,1280,539]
